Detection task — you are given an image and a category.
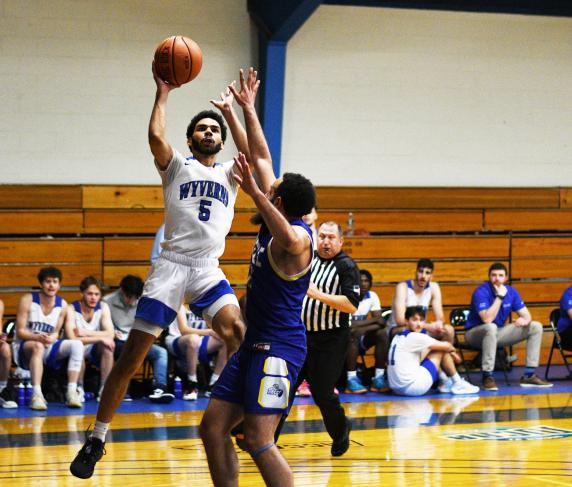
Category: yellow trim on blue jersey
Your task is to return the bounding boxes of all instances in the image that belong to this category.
[267,237,312,282]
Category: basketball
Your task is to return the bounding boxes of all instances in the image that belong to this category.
[154,36,203,87]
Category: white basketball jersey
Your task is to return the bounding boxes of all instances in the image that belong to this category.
[158,149,238,259]
[353,290,381,321]
[388,280,434,327]
[18,293,65,343]
[387,331,439,390]
[72,300,102,333]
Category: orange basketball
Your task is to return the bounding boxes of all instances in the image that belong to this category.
[154,36,203,87]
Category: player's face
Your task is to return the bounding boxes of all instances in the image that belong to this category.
[40,277,60,297]
[120,290,138,306]
[407,314,424,332]
[415,267,433,287]
[489,269,507,286]
[189,118,223,156]
[317,224,343,259]
[359,274,371,297]
[81,285,101,309]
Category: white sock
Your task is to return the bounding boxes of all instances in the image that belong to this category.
[0,381,7,391]
[33,385,42,395]
[375,368,385,379]
[67,383,77,395]
[188,374,197,383]
[439,371,449,383]
[347,370,357,379]
[91,420,109,442]
[209,373,220,386]
[451,373,461,384]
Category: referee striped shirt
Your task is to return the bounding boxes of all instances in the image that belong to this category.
[302,251,361,332]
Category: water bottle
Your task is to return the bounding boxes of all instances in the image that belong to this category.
[84,392,95,401]
[174,377,183,399]
[25,381,32,406]
[347,212,354,236]
[17,383,25,407]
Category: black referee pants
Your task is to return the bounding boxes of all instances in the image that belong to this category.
[300,327,350,442]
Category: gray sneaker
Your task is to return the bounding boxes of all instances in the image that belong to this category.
[520,374,553,388]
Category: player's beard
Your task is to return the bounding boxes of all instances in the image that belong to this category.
[191,138,222,156]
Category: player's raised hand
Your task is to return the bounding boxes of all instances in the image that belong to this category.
[229,67,260,108]
[210,82,235,113]
[152,60,178,94]
[232,152,259,197]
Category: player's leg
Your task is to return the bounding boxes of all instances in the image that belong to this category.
[345,329,368,394]
[210,304,245,357]
[22,341,48,409]
[178,334,200,399]
[97,342,114,396]
[200,398,244,487]
[243,413,293,487]
[0,341,17,408]
[51,339,84,407]
[368,328,390,392]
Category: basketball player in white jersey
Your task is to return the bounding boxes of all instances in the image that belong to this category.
[64,276,115,401]
[71,64,250,479]
[388,258,454,344]
[14,267,85,410]
[388,306,478,396]
[165,305,227,400]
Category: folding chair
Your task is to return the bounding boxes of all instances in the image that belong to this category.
[449,307,511,385]
[545,308,572,381]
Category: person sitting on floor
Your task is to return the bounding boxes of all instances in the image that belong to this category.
[388,306,479,397]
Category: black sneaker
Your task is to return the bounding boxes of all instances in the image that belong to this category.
[70,436,106,479]
[0,386,17,409]
[331,418,352,457]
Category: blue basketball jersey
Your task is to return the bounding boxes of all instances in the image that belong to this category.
[244,219,313,365]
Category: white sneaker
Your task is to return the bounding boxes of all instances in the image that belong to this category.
[183,389,198,401]
[438,378,453,393]
[30,392,48,411]
[451,379,480,395]
[77,386,85,403]
[66,389,82,408]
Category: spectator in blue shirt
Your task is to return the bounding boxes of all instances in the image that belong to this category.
[465,263,552,391]
[557,285,572,350]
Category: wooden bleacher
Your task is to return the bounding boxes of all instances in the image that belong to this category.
[1,185,572,365]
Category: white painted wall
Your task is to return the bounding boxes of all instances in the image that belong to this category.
[282,6,572,186]
[1,3,571,187]
[0,0,253,184]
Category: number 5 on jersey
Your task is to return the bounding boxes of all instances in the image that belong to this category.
[199,199,212,221]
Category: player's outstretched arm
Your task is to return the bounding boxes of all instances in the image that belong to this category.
[210,83,250,161]
[233,153,306,255]
[229,68,275,194]
[149,61,177,169]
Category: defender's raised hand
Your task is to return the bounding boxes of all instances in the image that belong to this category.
[232,152,260,197]
[229,67,260,108]
[210,82,236,113]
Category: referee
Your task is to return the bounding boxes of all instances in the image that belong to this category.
[301,220,360,456]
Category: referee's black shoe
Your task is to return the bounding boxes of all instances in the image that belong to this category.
[70,435,106,479]
[331,418,352,457]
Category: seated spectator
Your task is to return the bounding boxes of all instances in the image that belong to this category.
[13,267,84,410]
[345,269,389,394]
[387,258,454,344]
[388,306,478,396]
[65,276,115,401]
[465,262,553,391]
[0,298,18,409]
[165,305,227,400]
[557,284,572,350]
[103,275,173,403]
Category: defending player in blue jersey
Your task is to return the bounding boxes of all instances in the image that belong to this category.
[200,69,316,487]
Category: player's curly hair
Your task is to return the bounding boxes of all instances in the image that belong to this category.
[37,266,62,284]
[186,110,227,142]
[275,173,316,219]
[79,276,103,293]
